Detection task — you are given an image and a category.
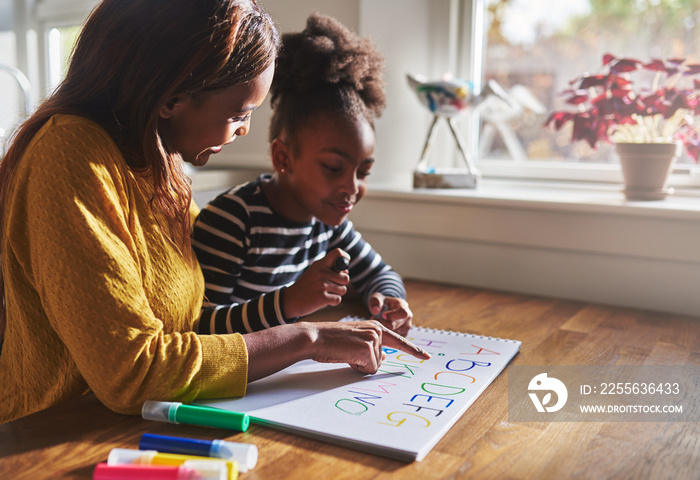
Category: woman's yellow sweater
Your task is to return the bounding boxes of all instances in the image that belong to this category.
[0,115,248,424]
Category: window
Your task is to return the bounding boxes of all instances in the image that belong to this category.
[1,0,94,155]
[46,25,80,90]
[0,0,25,155]
[34,0,96,94]
[476,0,700,185]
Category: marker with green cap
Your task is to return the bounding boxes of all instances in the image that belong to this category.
[142,400,250,432]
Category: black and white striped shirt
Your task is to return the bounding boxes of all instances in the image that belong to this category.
[192,175,406,334]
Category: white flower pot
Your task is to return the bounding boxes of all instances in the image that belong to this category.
[615,142,681,201]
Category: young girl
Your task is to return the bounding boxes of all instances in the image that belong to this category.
[0,0,427,425]
[192,13,413,337]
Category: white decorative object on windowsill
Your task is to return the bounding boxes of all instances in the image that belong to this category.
[406,73,514,189]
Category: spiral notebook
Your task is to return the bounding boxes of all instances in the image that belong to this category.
[199,317,521,462]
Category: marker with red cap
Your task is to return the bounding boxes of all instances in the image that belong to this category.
[93,461,227,480]
[107,449,236,480]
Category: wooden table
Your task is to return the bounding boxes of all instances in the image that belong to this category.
[1,280,699,479]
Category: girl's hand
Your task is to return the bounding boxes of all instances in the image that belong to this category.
[284,249,350,318]
[369,292,413,337]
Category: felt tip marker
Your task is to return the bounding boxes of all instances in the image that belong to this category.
[139,434,257,473]
[108,449,236,480]
[332,255,350,272]
[93,461,228,480]
[142,401,249,432]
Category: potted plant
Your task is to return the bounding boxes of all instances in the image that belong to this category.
[546,53,700,200]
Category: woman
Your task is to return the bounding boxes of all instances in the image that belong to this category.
[0,0,428,424]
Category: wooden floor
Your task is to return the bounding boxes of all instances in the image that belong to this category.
[394,281,700,480]
[1,279,699,479]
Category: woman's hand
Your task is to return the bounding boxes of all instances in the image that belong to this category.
[244,320,430,382]
[368,292,413,337]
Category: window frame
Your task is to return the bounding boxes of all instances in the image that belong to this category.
[456,0,700,188]
[26,0,96,97]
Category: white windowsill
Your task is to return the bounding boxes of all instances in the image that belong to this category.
[191,167,700,217]
[365,178,700,219]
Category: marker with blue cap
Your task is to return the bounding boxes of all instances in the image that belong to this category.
[139,433,258,472]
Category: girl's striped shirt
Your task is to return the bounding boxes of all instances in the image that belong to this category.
[191,175,406,334]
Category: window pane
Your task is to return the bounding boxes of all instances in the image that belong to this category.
[481,0,700,166]
[0,31,19,155]
[48,25,81,91]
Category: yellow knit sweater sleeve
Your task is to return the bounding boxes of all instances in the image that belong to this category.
[0,115,247,422]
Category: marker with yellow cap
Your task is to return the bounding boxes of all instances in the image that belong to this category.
[107,448,237,480]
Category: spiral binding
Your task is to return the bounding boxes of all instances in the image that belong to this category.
[340,316,520,344]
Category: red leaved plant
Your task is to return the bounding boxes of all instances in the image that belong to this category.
[545,54,700,161]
